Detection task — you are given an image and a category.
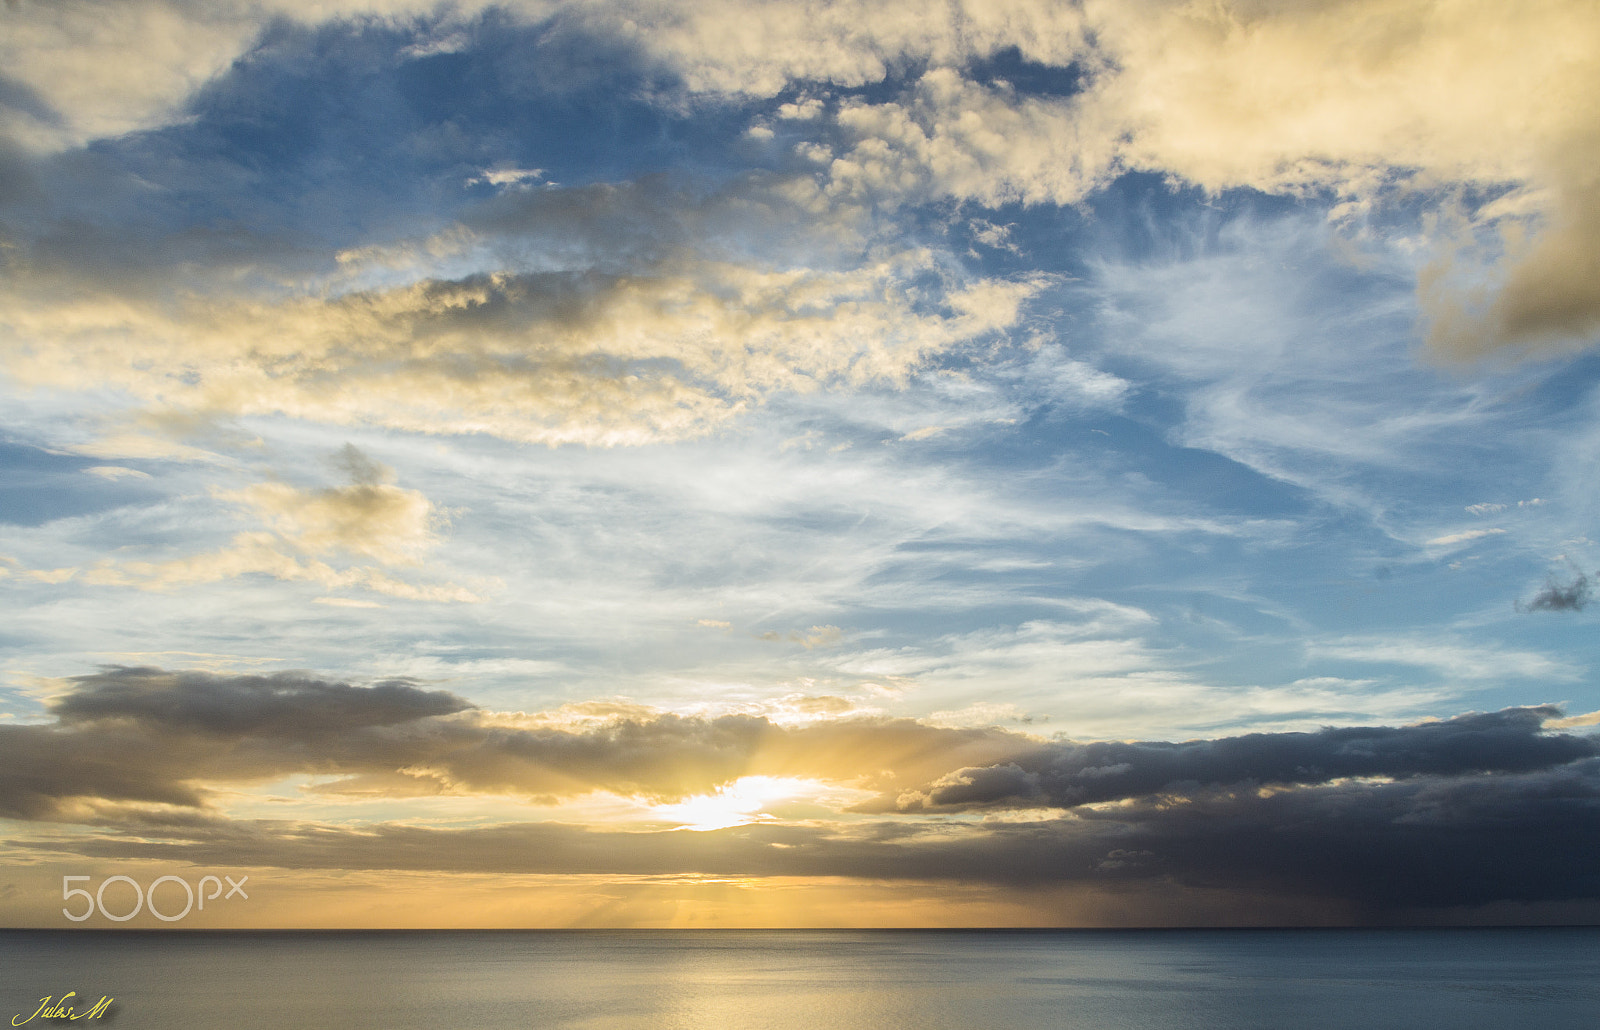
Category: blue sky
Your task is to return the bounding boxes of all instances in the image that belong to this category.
[1,0,1598,927]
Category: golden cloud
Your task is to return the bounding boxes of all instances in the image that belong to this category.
[816,0,1600,357]
[0,0,1084,152]
[3,254,1040,447]
[43,447,485,602]
[6,0,1593,390]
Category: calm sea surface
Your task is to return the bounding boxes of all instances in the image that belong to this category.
[1,928,1596,1029]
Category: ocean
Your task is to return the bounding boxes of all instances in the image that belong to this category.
[1,928,1596,1029]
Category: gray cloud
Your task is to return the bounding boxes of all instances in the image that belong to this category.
[24,758,1600,917]
[6,668,1596,825]
[0,667,1033,817]
[889,707,1598,811]
[0,722,210,819]
[329,443,392,488]
[0,668,473,820]
[1519,571,1592,613]
[8,668,1600,917]
[52,666,473,737]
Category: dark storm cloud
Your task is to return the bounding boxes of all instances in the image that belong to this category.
[1518,571,1592,612]
[1094,759,1600,909]
[888,707,1598,811]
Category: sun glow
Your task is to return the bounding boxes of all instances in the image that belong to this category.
[655,776,832,831]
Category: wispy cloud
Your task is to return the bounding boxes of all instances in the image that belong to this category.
[1427,528,1507,548]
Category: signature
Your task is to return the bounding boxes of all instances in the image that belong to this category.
[11,994,114,1024]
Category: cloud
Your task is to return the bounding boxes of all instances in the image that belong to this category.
[806,0,1596,205]
[1308,635,1578,683]
[9,667,1599,916]
[969,220,1019,254]
[0,666,469,819]
[820,612,1444,740]
[795,625,843,649]
[0,24,1048,455]
[574,0,1089,98]
[81,536,485,603]
[0,0,1090,156]
[1420,137,1600,360]
[1081,0,1594,196]
[5,665,1591,819]
[1549,709,1600,730]
[40,446,484,602]
[314,597,387,608]
[777,98,823,122]
[51,665,473,736]
[8,0,1591,471]
[825,69,1112,208]
[925,701,1036,729]
[887,706,1595,811]
[0,0,260,150]
[1425,528,1506,547]
[1519,571,1592,613]
[26,754,1600,917]
[1073,208,1521,523]
[227,452,436,567]
[1176,0,1600,361]
[3,250,1038,448]
[467,167,546,188]
[1,2,1597,928]
[0,667,1005,816]
[796,0,1600,357]
[0,664,1065,817]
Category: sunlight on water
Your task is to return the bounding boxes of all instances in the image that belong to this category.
[2,929,1597,1030]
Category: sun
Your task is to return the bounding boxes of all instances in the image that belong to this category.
[654,776,823,831]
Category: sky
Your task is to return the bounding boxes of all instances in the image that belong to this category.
[1,0,1599,928]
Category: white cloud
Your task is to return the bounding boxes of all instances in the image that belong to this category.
[82,466,151,480]
[1309,635,1580,683]
[969,220,1020,254]
[826,70,1110,208]
[1425,528,1506,548]
[466,167,546,188]
[777,98,823,121]
[925,701,1035,728]
[820,613,1462,739]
